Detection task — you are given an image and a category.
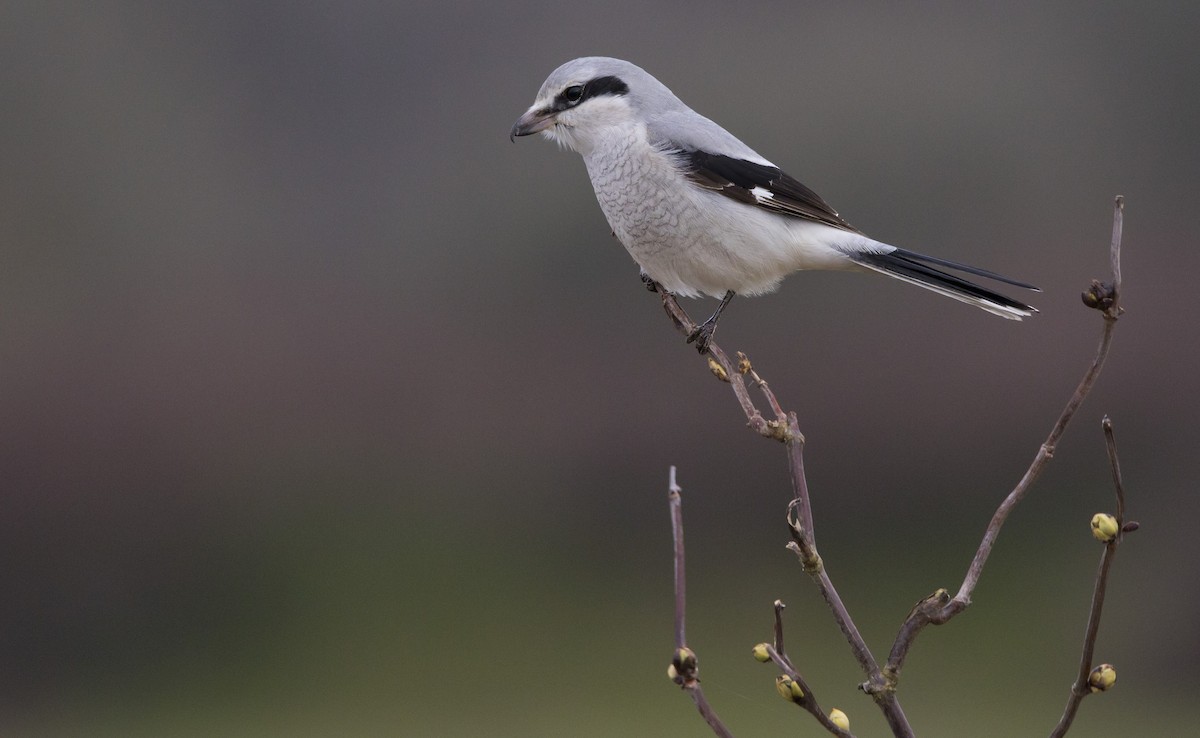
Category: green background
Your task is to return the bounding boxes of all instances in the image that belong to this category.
[4,1,1197,735]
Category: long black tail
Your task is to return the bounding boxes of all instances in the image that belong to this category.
[850,247,1039,320]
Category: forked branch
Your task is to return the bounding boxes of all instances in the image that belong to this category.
[885,196,1126,678]
[1049,417,1136,737]
[657,295,912,736]
[764,600,856,737]
[660,198,1128,737]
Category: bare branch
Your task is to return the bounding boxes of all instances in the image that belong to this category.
[658,293,795,442]
[1049,547,1118,736]
[783,429,911,736]
[657,197,1127,737]
[666,468,735,738]
[669,466,686,650]
[687,687,734,738]
[1049,417,1136,737]
[1102,417,1127,526]
[764,601,856,737]
[1108,197,1124,312]
[886,196,1127,676]
[766,644,856,737]
[772,599,786,657]
[657,290,913,736]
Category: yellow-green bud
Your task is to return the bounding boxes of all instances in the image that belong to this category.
[1091,513,1119,542]
[707,357,729,382]
[669,648,696,685]
[829,708,850,731]
[789,677,805,701]
[752,643,771,663]
[673,647,697,672]
[775,674,804,702]
[1088,663,1117,692]
[774,674,805,702]
[774,675,793,702]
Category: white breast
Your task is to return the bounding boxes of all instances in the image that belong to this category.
[580,131,856,297]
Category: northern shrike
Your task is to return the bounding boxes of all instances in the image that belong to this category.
[511,57,1037,351]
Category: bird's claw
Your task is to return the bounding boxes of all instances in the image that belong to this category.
[640,272,659,292]
[687,322,716,354]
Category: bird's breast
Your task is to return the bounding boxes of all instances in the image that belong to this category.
[578,131,799,297]
[583,136,702,258]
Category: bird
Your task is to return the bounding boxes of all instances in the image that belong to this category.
[510,57,1037,352]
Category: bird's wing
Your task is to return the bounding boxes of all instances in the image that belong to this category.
[645,109,860,233]
[679,150,861,233]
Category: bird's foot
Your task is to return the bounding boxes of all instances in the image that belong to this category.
[640,272,659,292]
[686,321,717,354]
[685,290,734,354]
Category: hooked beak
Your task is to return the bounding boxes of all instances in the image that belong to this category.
[510,107,556,142]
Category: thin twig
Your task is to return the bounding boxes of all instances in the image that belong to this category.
[743,354,789,421]
[658,293,792,442]
[669,466,686,650]
[1109,197,1124,306]
[784,414,816,551]
[1049,548,1118,736]
[659,197,1125,735]
[1048,417,1135,737]
[666,467,735,738]
[772,599,786,657]
[885,196,1126,677]
[766,645,856,736]
[688,688,734,738]
[657,290,913,736]
[1103,417,1127,525]
[781,417,911,736]
[765,601,855,737]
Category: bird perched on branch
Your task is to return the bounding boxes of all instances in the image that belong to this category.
[511,57,1037,352]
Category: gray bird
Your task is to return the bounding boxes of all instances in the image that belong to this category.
[511,57,1037,351]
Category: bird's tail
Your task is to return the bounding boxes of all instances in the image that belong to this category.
[849,247,1039,320]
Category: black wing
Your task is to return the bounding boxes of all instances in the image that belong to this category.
[681,150,860,233]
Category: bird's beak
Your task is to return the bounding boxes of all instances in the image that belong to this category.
[510,107,556,142]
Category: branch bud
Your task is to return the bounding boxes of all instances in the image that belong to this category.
[706,357,729,382]
[1088,663,1117,693]
[775,674,804,702]
[1091,513,1119,542]
[752,643,771,663]
[673,647,696,671]
[1081,279,1115,311]
[670,647,698,685]
[829,708,850,731]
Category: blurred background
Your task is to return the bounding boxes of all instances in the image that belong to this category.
[3,1,1198,735]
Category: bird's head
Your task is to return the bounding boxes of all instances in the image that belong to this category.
[510,57,681,154]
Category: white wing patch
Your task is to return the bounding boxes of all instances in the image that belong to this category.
[749,186,775,205]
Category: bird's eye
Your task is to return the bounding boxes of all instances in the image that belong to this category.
[563,85,584,103]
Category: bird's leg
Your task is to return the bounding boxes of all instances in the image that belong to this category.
[687,290,735,354]
[640,270,659,292]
